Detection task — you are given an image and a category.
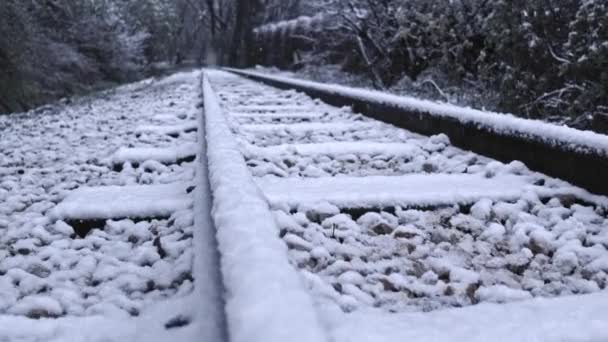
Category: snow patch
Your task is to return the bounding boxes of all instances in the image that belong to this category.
[51,183,192,220]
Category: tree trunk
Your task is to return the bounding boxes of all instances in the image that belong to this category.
[356,36,385,89]
[0,96,11,114]
[229,0,248,66]
[229,0,264,67]
[205,0,216,36]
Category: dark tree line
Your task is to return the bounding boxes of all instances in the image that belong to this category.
[254,0,608,127]
[2,0,605,127]
[0,0,267,114]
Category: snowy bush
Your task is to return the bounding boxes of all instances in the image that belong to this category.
[252,0,608,128]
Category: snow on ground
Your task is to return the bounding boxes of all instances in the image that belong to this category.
[323,290,608,342]
[0,71,208,341]
[232,112,342,125]
[136,122,198,137]
[207,69,608,341]
[111,143,197,166]
[257,173,541,208]
[50,183,192,221]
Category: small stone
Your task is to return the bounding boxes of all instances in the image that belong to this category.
[302,202,339,223]
[357,212,395,235]
[27,308,57,319]
[283,233,312,251]
[393,225,421,239]
[466,282,481,304]
[422,162,437,173]
[154,236,167,259]
[444,286,455,296]
[380,278,399,292]
[470,198,493,221]
[527,239,546,255]
[372,222,394,235]
[10,296,63,318]
[27,264,51,278]
[283,159,295,168]
[165,315,191,329]
[17,248,31,255]
[145,280,156,293]
[421,271,439,285]
[409,261,426,277]
[556,194,578,207]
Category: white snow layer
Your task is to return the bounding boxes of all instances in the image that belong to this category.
[240,122,377,133]
[226,68,608,156]
[322,291,608,342]
[244,141,421,158]
[232,112,325,119]
[51,183,192,220]
[257,174,543,208]
[112,143,197,165]
[192,75,227,341]
[202,72,328,342]
[136,122,197,136]
[0,297,200,342]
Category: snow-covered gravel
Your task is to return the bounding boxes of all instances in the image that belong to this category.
[207,69,608,341]
[0,71,207,341]
[273,197,607,313]
[243,138,491,178]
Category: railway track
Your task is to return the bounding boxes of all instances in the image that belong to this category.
[2,68,607,342]
[203,70,608,342]
[227,68,608,196]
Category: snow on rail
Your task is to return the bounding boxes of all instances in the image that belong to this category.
[51,183,192,220]
[192,74,227,342]
[202,72,328,342]
[226,68,608,156]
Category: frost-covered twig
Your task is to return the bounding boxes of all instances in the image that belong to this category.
[421,78,450,102]
[548,44,572,65]
[356,36,385,89]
